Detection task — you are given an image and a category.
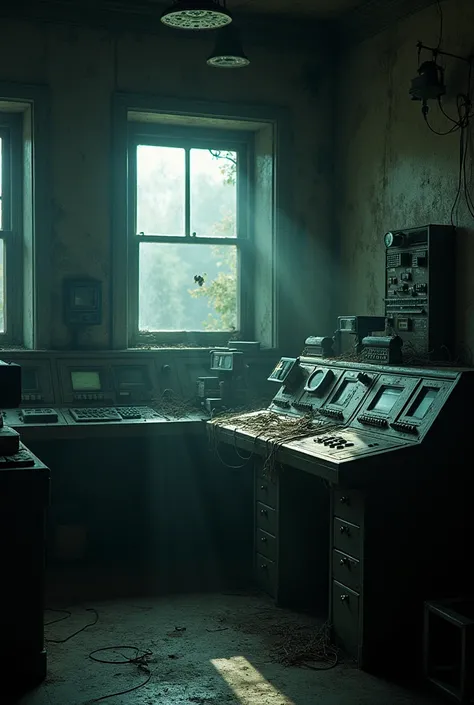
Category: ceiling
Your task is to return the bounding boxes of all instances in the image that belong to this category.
[0,0,439,44]
[187,0,366,19]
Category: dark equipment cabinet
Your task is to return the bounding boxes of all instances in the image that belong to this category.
[254,458,329,609]
[0,446,50,696]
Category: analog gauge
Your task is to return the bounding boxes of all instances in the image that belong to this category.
[384,231,404,248]
[304,369,334,395]
[384,232,395,248]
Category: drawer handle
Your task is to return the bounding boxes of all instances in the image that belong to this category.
[261,536,267,543]
[260,485,267,491]
[340,525,351,536]
[340,594,350,602]
[340,495,350,505]
[339,557,348,566]
[261,563,268,570]
[260,509,268,516]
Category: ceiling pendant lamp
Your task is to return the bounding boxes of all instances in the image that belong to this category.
[160,0,232,30]
[207,24,250,68]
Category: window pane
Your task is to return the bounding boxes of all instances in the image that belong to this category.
[136,145,185,236]
[190,149,237,238]
[0,136,3,230]
[139,242,237,332]
[0,242,5,333]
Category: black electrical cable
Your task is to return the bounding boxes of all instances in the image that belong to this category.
[423,111,460,136]
[44,608,72,627]
[450,121,465,226]
[86,646,153,704]
[45,607,99,644]
[437,96,460,125]
[436,0,443,51]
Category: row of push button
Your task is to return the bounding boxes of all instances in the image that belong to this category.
[314,435,354,450]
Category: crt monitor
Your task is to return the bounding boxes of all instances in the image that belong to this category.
[70,370,102,391]
[368,386,403,414]
[21,367,39,392]
[406,386,439,420]
[330,378,357,407]
[116,367,147,387]
[63,278,102,325]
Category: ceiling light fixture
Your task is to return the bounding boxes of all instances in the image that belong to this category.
[207,25,250,68]
[160,0,232,31]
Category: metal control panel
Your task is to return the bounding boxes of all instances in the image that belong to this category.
[384,224,455,358]
[0,350,277,433]
[217,353,471,484]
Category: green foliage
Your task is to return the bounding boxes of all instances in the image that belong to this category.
[188,150,238,331]
[190,245,237,331]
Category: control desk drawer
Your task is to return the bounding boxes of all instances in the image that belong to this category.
[333,518,361,559]
[257,528,277,562]
[332,581,360,659]
[333,489,364,526]
[256,553,276,598]
[332,549,361,593]
[256,477,277,509]
[257,502,277,537]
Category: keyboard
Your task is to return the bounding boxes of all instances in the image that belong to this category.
[70,408,122,423]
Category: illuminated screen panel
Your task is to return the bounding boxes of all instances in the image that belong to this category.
[211,353,233,371]
[117,367,146,386]
[331,379,357,407]
[406,387,439,419]
[71,370,101,391]
[369,386,403,414]
[22,368,38,391]
[72,285,97,308]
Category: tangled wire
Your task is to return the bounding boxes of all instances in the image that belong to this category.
[209,410,342,477]
[150,389,199,419]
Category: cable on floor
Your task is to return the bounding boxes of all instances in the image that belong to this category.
[45,607,99,644]
[44,608,72,626]
[85,646,154,703]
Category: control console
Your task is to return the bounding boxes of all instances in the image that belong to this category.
[214,352,473,483]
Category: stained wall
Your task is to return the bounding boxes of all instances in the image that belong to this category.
[337,0,474,352]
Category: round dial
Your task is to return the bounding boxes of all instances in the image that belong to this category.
[384,231,404,248]
[304,368,334,395]
[384,231,395,248]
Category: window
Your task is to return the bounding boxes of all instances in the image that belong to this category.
[127,126,251,344]
[0,113,22,340]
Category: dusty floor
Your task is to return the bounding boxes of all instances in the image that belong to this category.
[18,593,443,705]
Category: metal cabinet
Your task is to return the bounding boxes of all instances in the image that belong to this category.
[253,459,329,610]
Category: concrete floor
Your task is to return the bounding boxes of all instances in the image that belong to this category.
[18,594,443,705]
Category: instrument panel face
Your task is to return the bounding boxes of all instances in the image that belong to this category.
[293,364,343,413]
[351,373,419,435]
[319,371,377,423]
[394,378,454,440]
[58,360,113,404]
[3,358,56,406]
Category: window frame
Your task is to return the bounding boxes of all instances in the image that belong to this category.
[0,112,23,344]
[126,123,254,347]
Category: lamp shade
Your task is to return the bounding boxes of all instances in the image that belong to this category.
[207,25,250,68]
[161,0,232,30]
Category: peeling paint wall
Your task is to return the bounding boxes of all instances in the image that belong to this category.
[0,18,335,352]
[337,0,474,351]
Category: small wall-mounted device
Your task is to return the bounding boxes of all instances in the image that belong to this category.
[63,278,102,326]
